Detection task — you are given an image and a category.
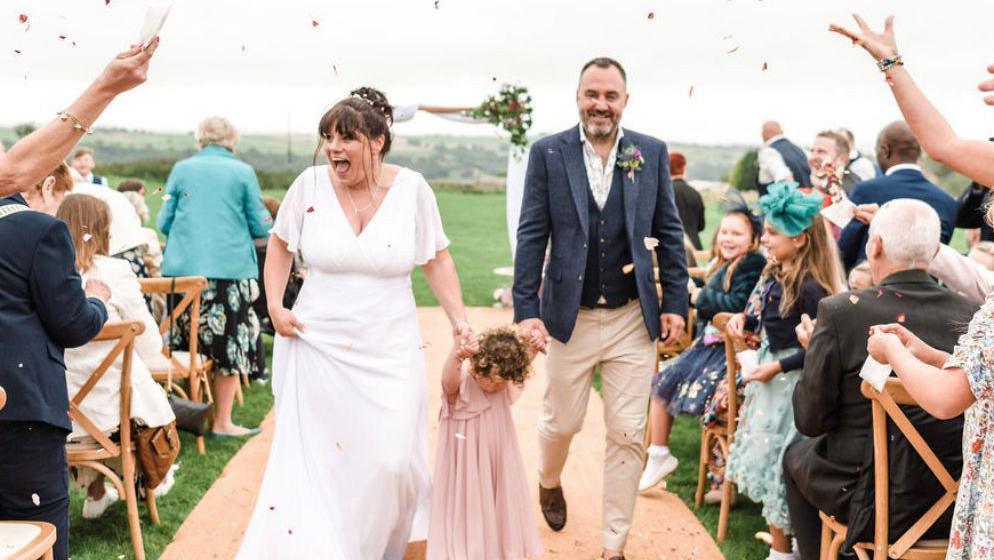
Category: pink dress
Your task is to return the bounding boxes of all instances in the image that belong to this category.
[427,371,542,560]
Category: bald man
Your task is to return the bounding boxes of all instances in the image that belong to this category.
[757,120,811,196]
[838,121,958,269]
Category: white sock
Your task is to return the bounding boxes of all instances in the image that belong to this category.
[648,444,670,457]
[767,549,796,560]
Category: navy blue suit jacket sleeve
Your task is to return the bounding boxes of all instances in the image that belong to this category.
[29,220,108,348]
[512,142,551,323]
[838,184,869,270]
[652,143,690,318]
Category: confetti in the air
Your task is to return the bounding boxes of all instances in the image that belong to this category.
[897,313,906,323]
[849,295,859,305]
[58,35,67,40]
[434,0,440,9]
[162,194,172,201]
[688,85,695,97]
[13,49,21,54]
[82,233,93,242]
[18,14,28,24]
[311,19,319,28]
[762,62,769,71]
[726,46,739,54]
[31,493,40,506]
[647,12,655,20]
[454,433,466,440]
[306,206,315,213]
[336,442,343,451]
[264,216,272,222]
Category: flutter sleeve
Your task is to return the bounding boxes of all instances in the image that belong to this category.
[414,174,450,265]
[440,368,492,421]
[944,296,994,401]
[271,169,312,254]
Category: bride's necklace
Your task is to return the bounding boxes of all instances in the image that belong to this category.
[344,183,377,215]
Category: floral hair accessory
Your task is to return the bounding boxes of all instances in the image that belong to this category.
[758,181,823,237]
[617,145,644,181]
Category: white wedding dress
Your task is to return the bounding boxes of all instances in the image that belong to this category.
[237,166,449,559]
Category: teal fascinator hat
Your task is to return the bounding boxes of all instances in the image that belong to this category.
[758,182,824,237]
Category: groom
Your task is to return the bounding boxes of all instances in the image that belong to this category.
[513,57,689,560]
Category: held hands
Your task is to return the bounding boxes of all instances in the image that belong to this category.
[866,328,902,364]
[660,313,686,345]
[869,323,942,365]
[455,334,479,361]
[726,312,746,340]
[94,37,159,96]
[84,278,111,303]
[745,362,780,384]
[795,314,816,350]
[270,307,304,337]
[829,14,898,61]
[518,318,550,354]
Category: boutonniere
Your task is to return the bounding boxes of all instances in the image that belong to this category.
[617,145,645,181]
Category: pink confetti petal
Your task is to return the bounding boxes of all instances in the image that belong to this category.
[264,216,272,222]
[897,313,906,323]
[18,14,28,24]
[762,61,769,71]
[647,12,655,20]
[876,288,884,298]
[306,206,315,213]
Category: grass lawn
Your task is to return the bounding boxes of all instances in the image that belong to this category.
[68,338,275,560]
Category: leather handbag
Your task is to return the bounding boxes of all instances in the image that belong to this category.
[167,394,211,436]
[135,420,181,489]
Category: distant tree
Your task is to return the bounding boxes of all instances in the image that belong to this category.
[729,149,759,192]
[14,123,36,138]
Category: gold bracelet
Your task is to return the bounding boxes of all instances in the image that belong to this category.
[56,110,92,134]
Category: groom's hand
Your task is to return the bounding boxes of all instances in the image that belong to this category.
[518,318,549,353]
[660,313,685,345]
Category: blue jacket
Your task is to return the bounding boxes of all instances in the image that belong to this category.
[513,127,690,343]
[158,145,272,279]
[838,167,957,269]
[0,194,108,431]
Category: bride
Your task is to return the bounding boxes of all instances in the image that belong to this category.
[237,87,470,559]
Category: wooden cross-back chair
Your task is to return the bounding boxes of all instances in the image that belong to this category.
[139,276,213,454]
[819,378,956,560]
[692,312,745,542]
[66,320,157,560]
[654,266,709,364]
[0,385,58,560]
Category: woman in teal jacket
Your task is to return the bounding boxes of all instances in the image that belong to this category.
[158,116,271,438]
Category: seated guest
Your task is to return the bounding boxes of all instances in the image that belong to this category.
[73,177,151,278]
[119,186,163,277]
[639,208,766,491]
[670,152,706,250]
[117,178,148,196]
[783,199,977,560]
[56,194,177,518]
[837,121,957,270]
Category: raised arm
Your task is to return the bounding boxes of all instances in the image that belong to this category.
[0,41,159,197]
[830,15,994,187]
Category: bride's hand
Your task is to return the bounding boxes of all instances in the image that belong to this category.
[270,307,305,337]
[829,14,898,61]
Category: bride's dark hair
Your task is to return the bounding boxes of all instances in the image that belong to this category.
[314,86,394,160]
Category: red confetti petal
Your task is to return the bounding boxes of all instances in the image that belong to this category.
[306,206,315,213]
[897,313,906,323]
[311,19,319,28]
[13,49,21,54]
[688,85,695,97]
[18,14,28,24]
[268,506,275,510]
[288,529,293,535]
[105,0,111,5]
[647,12,655,20]
[762,61,768,71]
[58,35,67,40]
[264,216,272,222]
[876,288,884,298]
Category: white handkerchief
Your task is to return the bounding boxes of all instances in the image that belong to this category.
[859,356,892,391]
[138,3,172,48]
[820,198,857,229]
[737,349,759,379]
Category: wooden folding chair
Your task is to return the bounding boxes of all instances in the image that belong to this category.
[819,378,956,560]
[139,276,213,454]
[690,312,743,542]
[66,320,157,560]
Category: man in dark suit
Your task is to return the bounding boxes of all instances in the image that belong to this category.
[0,189,110,560]
[784,199,976,560]
[513,57,689,560]
[758,120,811,196]
[837,120,957,270]
[669,152,706,250]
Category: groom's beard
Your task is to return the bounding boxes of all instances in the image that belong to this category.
[581,110,619,140]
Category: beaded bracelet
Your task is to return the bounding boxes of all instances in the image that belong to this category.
[57,110,92,134]
[876,53,904,73]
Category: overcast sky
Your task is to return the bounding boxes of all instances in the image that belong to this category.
[1,0,993,150]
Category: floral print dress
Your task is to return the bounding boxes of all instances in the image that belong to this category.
[942,294,994,559]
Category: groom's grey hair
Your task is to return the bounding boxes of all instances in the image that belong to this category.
[580,57,627,84]
[868,198,940,268]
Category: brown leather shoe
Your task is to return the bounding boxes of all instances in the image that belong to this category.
[602,556,625,560]
[538,485,566,531]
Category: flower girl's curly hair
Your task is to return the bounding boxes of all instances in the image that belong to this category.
[469,328,532,387]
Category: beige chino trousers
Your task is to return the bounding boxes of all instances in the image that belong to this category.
[537,300,656,551]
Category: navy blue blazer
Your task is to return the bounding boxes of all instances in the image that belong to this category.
[513,127,690,343]
[838,168,957,270]
[0,194,107,431]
